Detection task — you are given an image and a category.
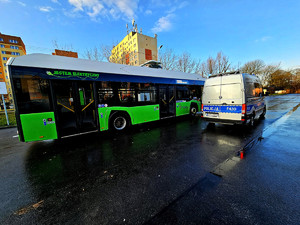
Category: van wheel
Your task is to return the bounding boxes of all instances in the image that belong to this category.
[260,107,266,119]
[110,113,130,131]
[248,114,255,127]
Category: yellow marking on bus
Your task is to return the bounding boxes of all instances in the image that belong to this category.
[82,100,94,112]
[57,102,75,112]
[169,96,174,103]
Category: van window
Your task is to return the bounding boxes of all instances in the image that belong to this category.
[221,84,242,99]
[254,83,262,97]
[246,82,262,97]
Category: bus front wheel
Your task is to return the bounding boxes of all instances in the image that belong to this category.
[110,113,131,131]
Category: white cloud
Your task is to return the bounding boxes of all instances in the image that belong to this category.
[151,14,174,33]
[51,0,62,4]
[145,9,152,15]
[39,6,53,12]
[255,36,272,43]
[68,0,138,20]
[167,1,188,14]
[0,0,11,3]
[17,1,26,6]
[151,0,188,33]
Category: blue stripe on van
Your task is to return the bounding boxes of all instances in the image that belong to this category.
[203,105,242,113]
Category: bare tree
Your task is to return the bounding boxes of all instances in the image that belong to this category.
[176,52,201,74]
[85,47,103,61]
[199,56,217,77]
[215,51,231,73]
[158,48,177,70]
[101,45,114,62]
[241,60,265,74]
[84,44,118,63]
[52,40,74,51]
[260,63,281,87]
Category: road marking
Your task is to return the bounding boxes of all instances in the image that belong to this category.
[13,135,18,138]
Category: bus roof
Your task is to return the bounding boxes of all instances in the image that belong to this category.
[8,54,205,85]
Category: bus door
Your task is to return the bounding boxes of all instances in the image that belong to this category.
[159,85,176,119]
[53,81,97,137]
[76,81,97,133]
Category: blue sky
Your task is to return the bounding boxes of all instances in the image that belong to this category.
[1,0,299,69]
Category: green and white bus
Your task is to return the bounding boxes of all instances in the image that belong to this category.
[7,54,205,142]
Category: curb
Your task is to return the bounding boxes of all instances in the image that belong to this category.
[0,125,17,129]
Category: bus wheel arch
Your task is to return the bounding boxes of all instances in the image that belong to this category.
[109,111,132,131]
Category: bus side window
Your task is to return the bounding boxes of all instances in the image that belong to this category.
[13,77,52,114]
[137,83,157,104]
[176,86,190,100]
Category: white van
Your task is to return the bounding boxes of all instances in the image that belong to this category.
[201,72,266,126]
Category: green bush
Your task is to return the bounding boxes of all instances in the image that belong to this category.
[0,112,16,127]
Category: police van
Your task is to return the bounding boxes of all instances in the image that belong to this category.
[201,72,266,126]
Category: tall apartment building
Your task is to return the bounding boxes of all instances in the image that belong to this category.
[0,33,26,105]
[110,30,158,66]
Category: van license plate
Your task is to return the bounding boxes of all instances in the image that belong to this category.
[206,112,219,117]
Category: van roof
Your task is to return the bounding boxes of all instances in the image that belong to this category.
[209,71,256,78]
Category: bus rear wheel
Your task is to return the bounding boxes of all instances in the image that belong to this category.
[190,104,198,116]
[110,113,131,131]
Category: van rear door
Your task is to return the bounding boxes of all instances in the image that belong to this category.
[219,75,243,105]
[202,76,221,105]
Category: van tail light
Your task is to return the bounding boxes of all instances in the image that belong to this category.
[242,104,246,114]
[241,104,246,121]
[201,104,204,111]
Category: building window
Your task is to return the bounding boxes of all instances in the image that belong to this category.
[0,44,4,48]
[135,60,137,64]
[6,76,8,79]
[10,46,19,50]
[2,51,6,54]
[11,52,20,56]
[0,38,3,42]
[0,72,2,74]
[9,39,18,44]
[3,57,7,61]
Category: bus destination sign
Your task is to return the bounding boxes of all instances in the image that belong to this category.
[46,70,100,80]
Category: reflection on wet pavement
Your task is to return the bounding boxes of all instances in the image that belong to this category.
[0,94,299,224]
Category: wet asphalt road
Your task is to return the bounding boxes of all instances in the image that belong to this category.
[0,94,299,224]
